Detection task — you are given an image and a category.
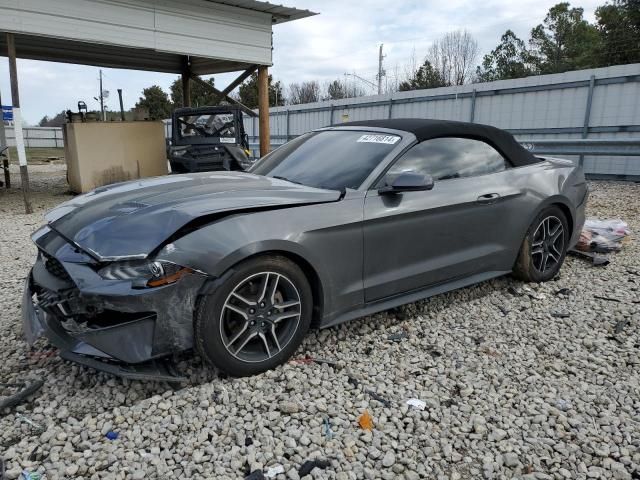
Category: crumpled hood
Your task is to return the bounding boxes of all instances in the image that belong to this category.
[45,171,341,260]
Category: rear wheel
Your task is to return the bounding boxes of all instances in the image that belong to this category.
[194,256,312,376]
[513,206,569,282]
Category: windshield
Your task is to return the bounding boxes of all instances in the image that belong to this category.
[177,112,236,142]
[250,130,401,190]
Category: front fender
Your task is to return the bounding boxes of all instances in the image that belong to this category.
[154,198,366,322]
[156,224,335,312]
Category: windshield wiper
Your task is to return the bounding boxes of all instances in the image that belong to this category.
[272,175,305,186]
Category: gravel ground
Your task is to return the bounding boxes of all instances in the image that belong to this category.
[1,164,639,480]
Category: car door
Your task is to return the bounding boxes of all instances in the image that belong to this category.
[362,136,523,302]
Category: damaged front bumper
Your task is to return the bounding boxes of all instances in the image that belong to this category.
[22,228,208,380]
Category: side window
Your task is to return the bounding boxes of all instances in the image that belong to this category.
[384,137,508,183]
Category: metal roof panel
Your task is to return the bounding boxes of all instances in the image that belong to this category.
[206,0,317,23]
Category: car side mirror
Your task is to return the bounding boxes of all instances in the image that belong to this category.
[378,172,434,194]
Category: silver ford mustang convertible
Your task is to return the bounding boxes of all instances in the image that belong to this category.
[23,119,588,378]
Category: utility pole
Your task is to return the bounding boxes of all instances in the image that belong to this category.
[377,44,386,95]
[99,69,105,121]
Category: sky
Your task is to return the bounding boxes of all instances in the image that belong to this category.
[0,0,603,125]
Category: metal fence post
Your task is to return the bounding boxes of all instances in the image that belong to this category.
[286,109,290,141]
[470,89,477,122]
[388,97,393,119]
[579,75,596,167]
[329,104,335,126]
[252,116,257,157]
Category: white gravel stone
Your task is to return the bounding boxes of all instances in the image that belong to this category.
[381,451,395,467]
[503,452,519,468]
[64,465,79,476]
[279,401,301,414]
[0,167,639,480]
[489,428,507,442]
[4,467,21,480]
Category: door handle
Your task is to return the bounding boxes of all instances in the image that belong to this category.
[477,193,500,204]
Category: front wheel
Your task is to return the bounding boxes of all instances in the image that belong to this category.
[194,256,312,376]
[513,206,569,282]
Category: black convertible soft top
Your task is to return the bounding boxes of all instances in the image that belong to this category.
[341,118,540,167]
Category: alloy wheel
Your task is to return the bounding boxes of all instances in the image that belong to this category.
[531,215,564,274]
[219,271,302,363]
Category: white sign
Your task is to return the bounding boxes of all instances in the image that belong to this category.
[357,134,400,145]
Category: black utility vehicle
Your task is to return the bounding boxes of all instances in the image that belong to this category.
[168,106,252,173]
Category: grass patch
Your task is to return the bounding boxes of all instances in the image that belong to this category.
[4,147,65,164]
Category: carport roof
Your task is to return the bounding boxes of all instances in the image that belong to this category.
[210,0,317,23]
[0,0,316,74]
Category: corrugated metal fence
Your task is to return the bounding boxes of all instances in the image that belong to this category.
[243,63,640,178]
[3,126,63,148]
[6,63,639,178]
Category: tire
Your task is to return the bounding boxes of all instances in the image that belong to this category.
[512,206,570,282]
[194,255,312,377]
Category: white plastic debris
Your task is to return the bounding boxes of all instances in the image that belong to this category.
[406,398,426,410]
[265,465,285,478]
[577,218,631,253]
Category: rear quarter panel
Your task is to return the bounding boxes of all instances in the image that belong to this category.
[506,158,587,255]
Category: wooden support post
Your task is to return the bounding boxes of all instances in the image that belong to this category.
[0,87,11,188]
[6,33,32,213]
[258,65,270,157]
[182,56,191,108]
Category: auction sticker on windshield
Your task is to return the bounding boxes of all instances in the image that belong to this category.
[357,134,400,144]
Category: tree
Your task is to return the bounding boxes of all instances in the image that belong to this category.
[476,30,537,82]
[237,72,285,109]
[288,81,321,104]
[170,77,217,108]
[323,79,367,100]
[38,110,67,127]
[325,80,347,100]
[529,3,601,74]
[135,85,172,120]
[596,0,640,66]
[427,30,479,85]
[399,60,447,91]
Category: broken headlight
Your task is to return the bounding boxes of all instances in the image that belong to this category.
[170,146,188,157]
[97,260,192,288]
